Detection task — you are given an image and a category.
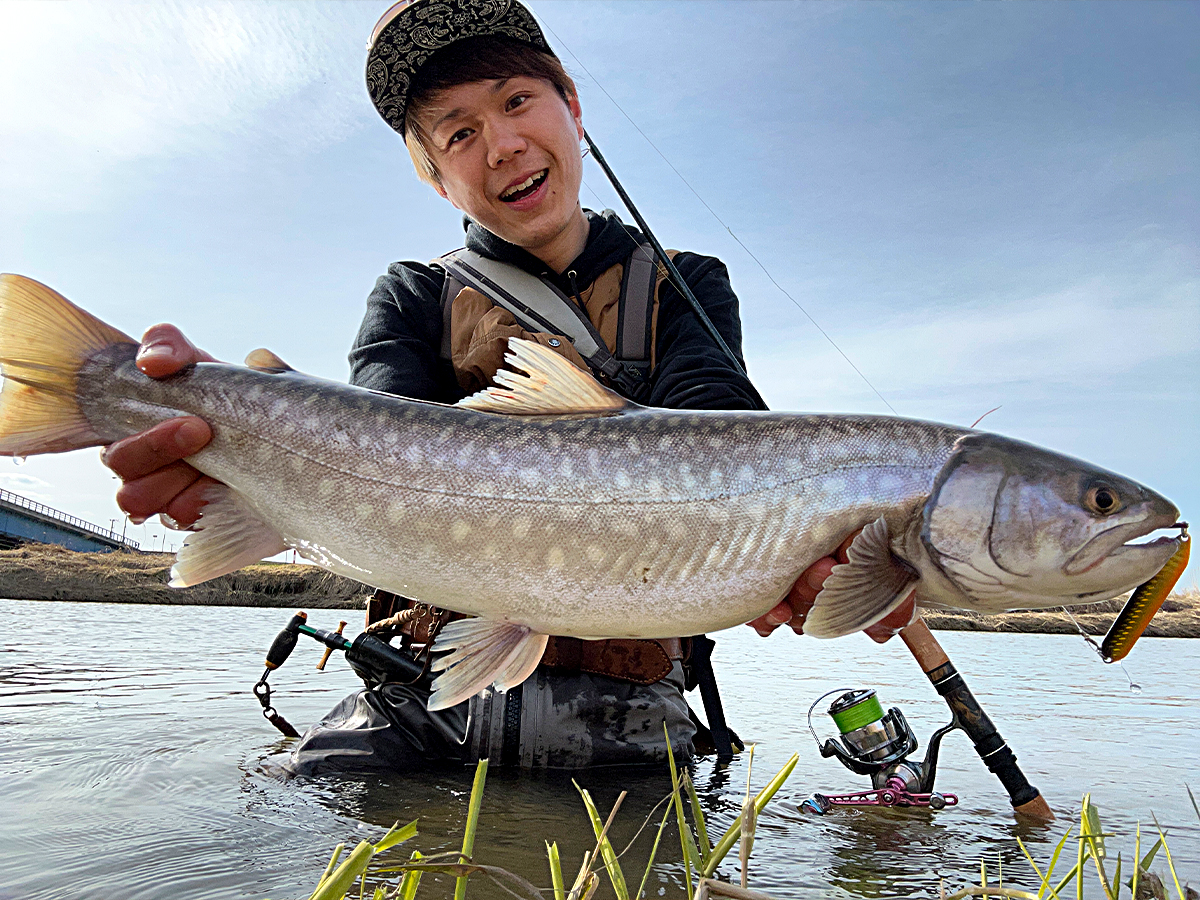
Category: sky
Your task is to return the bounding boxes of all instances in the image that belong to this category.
[1,1,1196,583]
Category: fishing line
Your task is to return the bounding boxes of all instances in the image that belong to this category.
[1059,605,1142,693]
[539,16,899,415]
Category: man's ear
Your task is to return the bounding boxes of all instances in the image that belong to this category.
[568,92,584,141]
[434,182,450,201]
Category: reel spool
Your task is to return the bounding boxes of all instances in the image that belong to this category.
[801,688,959,815]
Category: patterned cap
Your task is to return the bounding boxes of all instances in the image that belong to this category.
[366,0,554,137]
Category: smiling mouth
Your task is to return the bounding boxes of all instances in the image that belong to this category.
[500,169,548,202]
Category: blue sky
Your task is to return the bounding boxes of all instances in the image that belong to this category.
[1,1,1196,583]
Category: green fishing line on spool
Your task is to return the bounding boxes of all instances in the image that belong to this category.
[829,690,884,734]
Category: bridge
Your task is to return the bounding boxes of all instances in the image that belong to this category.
[0,489,141,553]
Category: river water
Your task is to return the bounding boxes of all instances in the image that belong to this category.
[2,598,1197,899]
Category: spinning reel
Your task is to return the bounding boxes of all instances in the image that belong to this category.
[801,688,960,814]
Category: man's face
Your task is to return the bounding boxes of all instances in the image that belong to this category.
[416,76,585,262]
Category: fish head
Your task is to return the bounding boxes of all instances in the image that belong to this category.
[919,433,1181,610]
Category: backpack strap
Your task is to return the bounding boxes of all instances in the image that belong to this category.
[436,248,651,398]
[614,242,656,380]
[439,271,466,364]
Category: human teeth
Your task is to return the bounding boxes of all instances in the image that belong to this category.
[501,170,546,199]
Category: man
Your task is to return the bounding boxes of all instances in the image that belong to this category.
[103,0,915,773]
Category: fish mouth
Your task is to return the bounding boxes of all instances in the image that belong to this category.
[1064,516,1186,576]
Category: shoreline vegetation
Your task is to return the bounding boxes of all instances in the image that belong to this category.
[2,543,1197,638]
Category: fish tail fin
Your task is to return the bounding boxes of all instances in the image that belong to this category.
[0,274,137,455]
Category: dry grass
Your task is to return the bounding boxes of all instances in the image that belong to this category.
[1,542,1197,637]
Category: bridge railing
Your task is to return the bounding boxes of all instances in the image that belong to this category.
[0,489,141,550]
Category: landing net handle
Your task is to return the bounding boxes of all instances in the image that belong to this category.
[900,619,1055,822]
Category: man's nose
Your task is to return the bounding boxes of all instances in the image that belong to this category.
[486,120,527,167]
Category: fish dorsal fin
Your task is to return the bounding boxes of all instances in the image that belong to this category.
[803,515,919,638]
[244,348,294,373]
[427,618,549,711]
[455,338,633,416]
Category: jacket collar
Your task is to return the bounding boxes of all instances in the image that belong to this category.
[464,209,646,292]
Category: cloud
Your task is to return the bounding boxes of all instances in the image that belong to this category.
[749,268,1198,416]
[0,470,54,504]
[0,1,372,212]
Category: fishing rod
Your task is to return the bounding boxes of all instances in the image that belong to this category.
[582,130,748,380]
[899,618,1055,821]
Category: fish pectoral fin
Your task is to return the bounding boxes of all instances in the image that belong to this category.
[169,484,287,587]
[426,618,549,711]
[455,338,634,416]
[244,348,295,373]
[803,515,918,639]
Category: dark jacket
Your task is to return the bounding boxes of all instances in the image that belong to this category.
[349,210,766,411]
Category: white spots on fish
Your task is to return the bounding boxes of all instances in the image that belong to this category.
[557,457,575,479]
[386,502,406,524]
[625,435,641,454]
[513,516,532,539]
[317,479,337,499]
[678,464,697,490]
[355,503,375,521]
[545,546,565,568]
[614,470,632,490]
[735,464,756,486]
[518,467,542,487]
[585,545,606,565]
[545,432,561,450]
[450,520,472,543]
[473,479,496,496]
[644,478,664,497]
[708,468,724,489]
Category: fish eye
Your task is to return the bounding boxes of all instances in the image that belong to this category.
[1084,484,1121,516]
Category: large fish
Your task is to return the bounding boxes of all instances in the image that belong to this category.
[0,275,1184,708]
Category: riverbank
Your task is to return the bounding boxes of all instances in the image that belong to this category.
[2,543,1197,636]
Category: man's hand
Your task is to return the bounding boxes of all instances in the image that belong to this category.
[100,325,218,529]
[747,530,917,643]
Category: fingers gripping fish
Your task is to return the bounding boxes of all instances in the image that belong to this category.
[0,275,1184,709]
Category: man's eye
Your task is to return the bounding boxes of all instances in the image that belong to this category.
[507,93,530,111]
[447,128,472,146]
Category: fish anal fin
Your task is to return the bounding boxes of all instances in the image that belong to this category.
[244,348,295,373]
[169,484,286,586]
[804,515,918,638]
[455,337,633,416]
[427,618,548,711]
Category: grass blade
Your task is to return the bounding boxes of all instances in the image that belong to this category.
[635,802,673,900]
[311,840,374,900]
[1188,786,1200,825]
[454,758,489,900]
[374,820,418,853]
[574,783,629,900]
[399,851,425,900]
[703,753,798,878]
[547,841,566,900]
[312,843,346,896]
[663,722,696,893]
[682,770,711,866]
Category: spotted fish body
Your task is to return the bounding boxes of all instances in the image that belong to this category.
[0,275,1184,708]
[84,341,963,636]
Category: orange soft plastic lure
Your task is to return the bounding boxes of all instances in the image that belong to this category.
[1101,526,1190,662]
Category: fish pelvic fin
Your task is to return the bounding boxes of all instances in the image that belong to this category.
[804,515,919,638]
[455,337,634,416]
[244,348,295,373]
[0,274,137,455]
[427,618,549,711]
[169,484,287,586]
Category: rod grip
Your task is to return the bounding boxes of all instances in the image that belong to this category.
[900,617,1055,822]
[264,611,308,670]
